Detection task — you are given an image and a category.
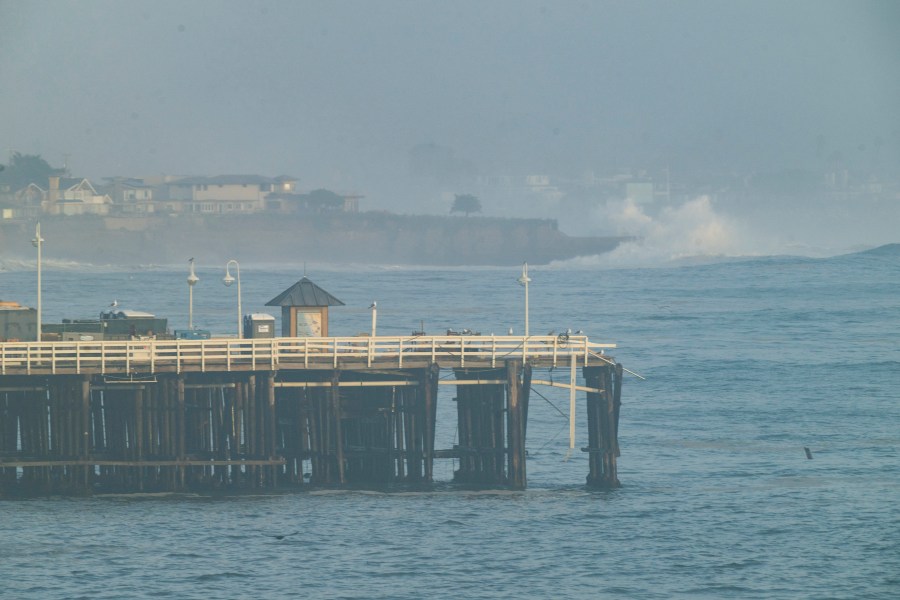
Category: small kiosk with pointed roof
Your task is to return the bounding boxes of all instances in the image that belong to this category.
[265,276,344,337]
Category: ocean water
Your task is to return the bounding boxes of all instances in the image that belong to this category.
[1,246,899,599]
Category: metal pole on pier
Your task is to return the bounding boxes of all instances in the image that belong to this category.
[517,262,531,337]
[187,258,199,330]
[31,222,44,342]
[224,260,242,338]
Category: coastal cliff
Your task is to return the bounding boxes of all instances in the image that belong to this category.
[0,213,626,266]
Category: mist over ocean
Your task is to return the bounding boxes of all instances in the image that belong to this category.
[3,0,899,594]
[1,239,898,599]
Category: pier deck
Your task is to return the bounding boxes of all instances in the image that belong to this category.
[0,334,615,376]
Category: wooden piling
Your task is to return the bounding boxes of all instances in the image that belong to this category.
[422,363,439,482]
[506,360,526,489]
[267,372,277,486]
[583,364,622,488]
[452,368,511,486]
[331,370,346,484]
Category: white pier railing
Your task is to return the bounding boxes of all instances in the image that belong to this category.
[0,335,616,376]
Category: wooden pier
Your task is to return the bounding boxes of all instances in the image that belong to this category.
[0,335,623,495]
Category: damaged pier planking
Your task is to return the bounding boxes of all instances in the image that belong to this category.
[0,335,623,495]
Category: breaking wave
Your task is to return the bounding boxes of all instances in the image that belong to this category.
[0,258,164,273]
[556,196,753,268]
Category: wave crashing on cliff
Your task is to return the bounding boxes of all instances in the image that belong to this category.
[559,196,749,268]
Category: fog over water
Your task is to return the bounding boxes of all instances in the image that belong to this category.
[2,5,900,596]
[1,0,899,261]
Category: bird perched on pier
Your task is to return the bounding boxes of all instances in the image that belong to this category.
[109,299,118,309]
[369,301,377,309]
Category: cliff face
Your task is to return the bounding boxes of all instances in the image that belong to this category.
[0,213,625,266]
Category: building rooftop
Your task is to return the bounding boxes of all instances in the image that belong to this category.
[266,277,345,307]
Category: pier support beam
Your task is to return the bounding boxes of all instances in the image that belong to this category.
[583,364,622,488]
[422,363,439,482]
[452,361,529,488]
[506,360,526,489]
[331,370,346,484]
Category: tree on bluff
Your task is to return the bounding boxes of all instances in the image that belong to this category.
[306,188,344,209]
[0,153,66,191]
[451,194,482,217]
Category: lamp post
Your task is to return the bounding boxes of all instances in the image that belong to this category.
[31,223,44,342]
[187,258,199,330]
[516,262,531,337]
[369,301,377,337]
[223,259,242,338]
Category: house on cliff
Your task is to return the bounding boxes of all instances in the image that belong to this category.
[2,171,363,220]
[103,177,156,214]
[44,177,112,216]
[164,174,299,214]
[1,176,111,220]
[0,182,44,219]
[266,188,362,214]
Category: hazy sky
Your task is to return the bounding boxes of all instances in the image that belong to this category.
[2,0,898,205]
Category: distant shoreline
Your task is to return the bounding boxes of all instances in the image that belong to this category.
[0,212,627,267]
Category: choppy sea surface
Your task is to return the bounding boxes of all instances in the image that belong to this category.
[1,246,899,599]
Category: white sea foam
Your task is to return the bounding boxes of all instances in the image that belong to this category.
[552,191,898,270]
[554,196,755,269]
[0,258,163,273]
